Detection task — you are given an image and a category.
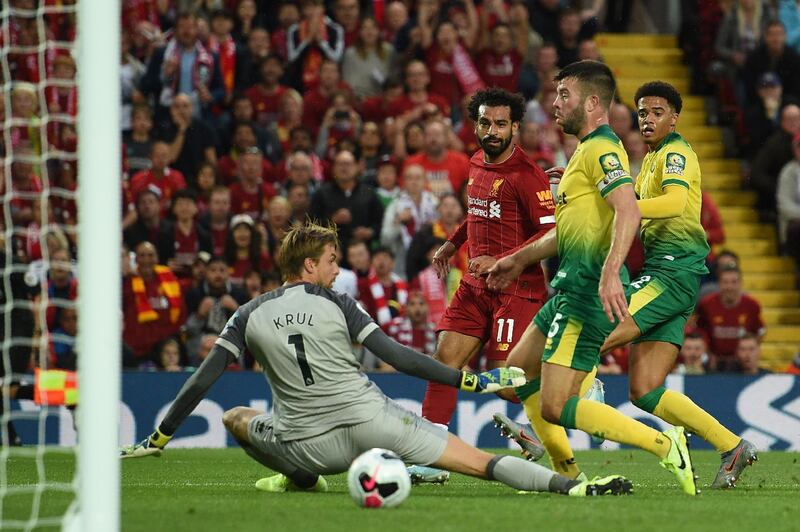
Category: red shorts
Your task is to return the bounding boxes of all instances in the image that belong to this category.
[437,283,542,361]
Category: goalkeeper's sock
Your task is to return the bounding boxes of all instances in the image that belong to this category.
[287,469,320,489]
[149,427,172,448]
[487,454,565,492]
[645,388,740,453]
[565,397,670,459]
[421,382,457,425]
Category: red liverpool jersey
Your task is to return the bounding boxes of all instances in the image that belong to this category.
[696,292,765,360]
[449,145,555,300]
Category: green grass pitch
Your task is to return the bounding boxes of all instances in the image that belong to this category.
[5,449,800,531]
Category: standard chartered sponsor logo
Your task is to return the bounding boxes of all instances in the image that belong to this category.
[467,196,501,219]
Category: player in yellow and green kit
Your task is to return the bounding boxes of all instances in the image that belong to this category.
[485,62,698,495]
[597,81,757,489]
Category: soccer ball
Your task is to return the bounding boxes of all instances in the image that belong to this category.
[347,448,411,509]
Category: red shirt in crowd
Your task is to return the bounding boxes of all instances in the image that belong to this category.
[701,191,725,261]
[424,45,464,105]
[228,181,277,221]
[122,274,186,359]
[229,252,273,285]
[121,0,160,33]
[696,292,765,360]
[360,94,393,124]
[244,84,287,129]
[209,223,228,257]
[449,145,556,300]
[172,225,202,289]
[403,150,470,198]
[302,82,352,135]
[387,93,451,119]
[382,316,437,356]
[130,168,187,216]
[477,49,522,93]
[217,155,275,185]
[10,173,43,215]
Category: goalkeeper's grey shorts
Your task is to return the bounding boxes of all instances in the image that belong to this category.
[247,398,449,475]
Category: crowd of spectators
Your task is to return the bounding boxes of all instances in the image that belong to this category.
[0,0,793,376]
[686,1,800,249]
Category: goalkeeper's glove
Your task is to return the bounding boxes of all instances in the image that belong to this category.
[459,366,527,394]
[119,428,172,459]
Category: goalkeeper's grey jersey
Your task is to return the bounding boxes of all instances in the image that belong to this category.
[216,282,385,441]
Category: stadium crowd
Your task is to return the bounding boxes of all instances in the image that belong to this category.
[2,0,799,378]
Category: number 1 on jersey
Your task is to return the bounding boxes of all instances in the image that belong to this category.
[288,334,315,386]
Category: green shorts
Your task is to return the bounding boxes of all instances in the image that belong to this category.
[628,268,700,347]
[534,292,622,372]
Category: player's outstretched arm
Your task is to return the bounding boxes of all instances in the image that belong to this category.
[636,184,688,219]
[486,227,557,290]
[361,329,525,393]
[600,184,641,323]
[120,344,237,458]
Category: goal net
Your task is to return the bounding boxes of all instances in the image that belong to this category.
[1,0,120,530]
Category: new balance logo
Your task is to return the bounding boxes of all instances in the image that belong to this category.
[489,201,501,218]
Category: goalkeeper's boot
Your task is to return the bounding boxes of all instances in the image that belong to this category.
[492,413,545,462]
[567,475,633,497]
[659,426,699,495]
[255,474,328,493]
[407,465,450,485]
[119,439,162,459]
[711,438,758,489]
[584,378,606,445]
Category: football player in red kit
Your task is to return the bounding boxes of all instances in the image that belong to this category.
[409,88,555,484]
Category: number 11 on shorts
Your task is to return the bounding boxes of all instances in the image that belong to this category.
[496,318,515,344]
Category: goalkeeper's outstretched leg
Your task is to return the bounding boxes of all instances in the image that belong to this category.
[222,407,326,492]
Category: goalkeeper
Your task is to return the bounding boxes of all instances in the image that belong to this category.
[122,221,632,497]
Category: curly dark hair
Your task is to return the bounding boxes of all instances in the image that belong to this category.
[554,60,616,109]
[467,88,526,123]
[633,81,683,114]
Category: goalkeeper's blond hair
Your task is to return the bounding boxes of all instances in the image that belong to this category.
[278,220,339,281]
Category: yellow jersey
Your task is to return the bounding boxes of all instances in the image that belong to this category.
[551,124,634,295]
[636,132,709,274]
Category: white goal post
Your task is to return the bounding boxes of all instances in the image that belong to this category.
[75,0,121,530]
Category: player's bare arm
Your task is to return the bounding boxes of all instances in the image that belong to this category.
[485,227,557,290]
[599,184,640,323]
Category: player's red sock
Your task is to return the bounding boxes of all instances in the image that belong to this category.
[421,382,458,425]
